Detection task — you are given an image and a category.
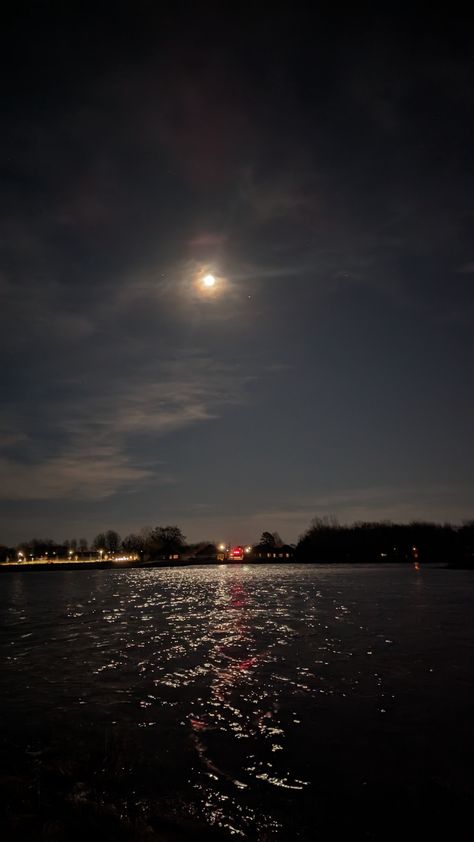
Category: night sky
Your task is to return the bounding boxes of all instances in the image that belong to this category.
[1,4,473,545]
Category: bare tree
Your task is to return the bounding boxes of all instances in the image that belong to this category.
[272,531,284,548]
[148,525,186,557]
[92,532,106,551]
[105,530,121,553]
[259,532,276,548]
[122,533,145,555]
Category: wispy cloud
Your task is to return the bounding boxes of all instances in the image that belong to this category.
[188,232,227,248]
[0,355,256,501]
[239,169,316,224]
[0,444,152,501]
[457,261,474,274]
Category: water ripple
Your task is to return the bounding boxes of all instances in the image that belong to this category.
[1,564,474,839]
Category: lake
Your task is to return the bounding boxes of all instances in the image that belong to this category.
[1,564,473,840]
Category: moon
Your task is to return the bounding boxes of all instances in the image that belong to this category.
[202,274,216,288]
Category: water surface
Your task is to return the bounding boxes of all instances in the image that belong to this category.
[1,564,473,840]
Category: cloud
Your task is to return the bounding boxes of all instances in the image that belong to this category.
[188,232,227,248]
[458,262,474,274]
[0,428,28,450]
[0,354,256,501]
[0,280,95,350]
[2,15,473,542]
[0,444,152,501]
[239,169,316,224]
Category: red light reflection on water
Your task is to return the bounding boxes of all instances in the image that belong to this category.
[189,576,262,743]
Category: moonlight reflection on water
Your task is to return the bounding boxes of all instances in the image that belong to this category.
[1,564,473,840]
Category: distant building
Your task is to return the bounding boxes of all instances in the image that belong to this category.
[253,544,294,561]
[192,543,218,561]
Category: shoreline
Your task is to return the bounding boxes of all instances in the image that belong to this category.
[0,558,465,573]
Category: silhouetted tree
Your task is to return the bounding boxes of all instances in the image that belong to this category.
[458,521,474,567]
[0,545,14,563]
[122,533,145,556]
[192,542,217,558]
[296,517,468,564]
[104,530,121,553]
[259,532,276,549]
[272,532,284,548]
[148,525,186,558]
[92,532,106,551]
[18,538,57,558]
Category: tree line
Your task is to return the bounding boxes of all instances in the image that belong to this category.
[1,518,473,566]
[295,517,474,565]
[0,526,187,563]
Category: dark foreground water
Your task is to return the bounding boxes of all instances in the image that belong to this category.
[1,564,473,841]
